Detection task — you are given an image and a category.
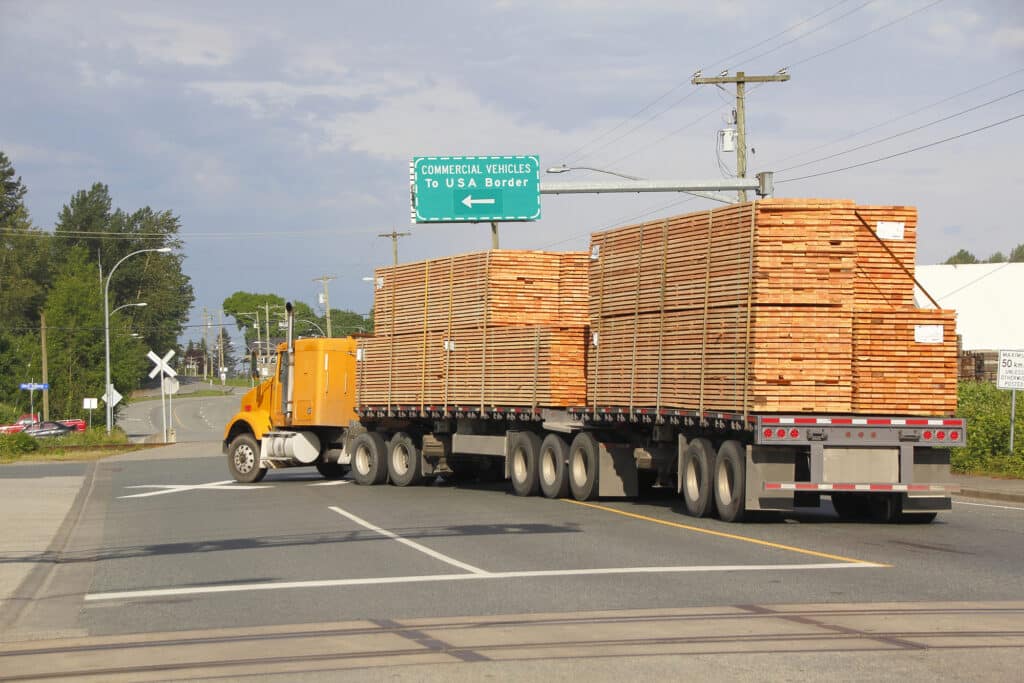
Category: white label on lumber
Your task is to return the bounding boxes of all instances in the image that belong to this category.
[590,245,600,260]
[592,332,599,347]
[914,324,944,344]
[876,221,905,240]
[356,348,364,361]
[444,339,456,351]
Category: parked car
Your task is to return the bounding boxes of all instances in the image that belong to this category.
[57,419,87,432]
[22,421,75,438]
[0,423,26,434]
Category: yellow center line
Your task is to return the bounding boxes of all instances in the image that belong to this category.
[564,499,889,567]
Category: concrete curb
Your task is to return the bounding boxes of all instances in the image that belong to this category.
[956,488,1024,504]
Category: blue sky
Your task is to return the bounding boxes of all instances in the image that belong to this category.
[2,0,1022,343]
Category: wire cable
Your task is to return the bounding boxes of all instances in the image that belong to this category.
[776,114,1024,183]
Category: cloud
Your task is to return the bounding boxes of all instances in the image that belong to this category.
[187,77,416,119]
[113,12,241,67]
[993,26,1024,49]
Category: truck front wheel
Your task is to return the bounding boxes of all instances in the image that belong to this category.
[351,432,388,486]
[714,440,746,522]
[227,434,267,483]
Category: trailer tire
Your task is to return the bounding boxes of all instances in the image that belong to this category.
[227,434,267,483]
[539,433,570,499]
[830,493,871,521]
[714,440,746,522]
[509,432,541,497]
[315,461,348,479]
[681,438,715,517]
[388,432,424,487]
[351,432,388,486]
[569,432,599,501]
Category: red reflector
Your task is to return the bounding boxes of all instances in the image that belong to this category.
[950,431,959,441]
[937,431,946,441]
[923,431,933,440]
[763,428,773,439]
[789,428,800,439]
[776,428,786,438]
[243,404,252,412]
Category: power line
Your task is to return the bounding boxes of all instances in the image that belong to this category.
[776,114,1024,183]
[786,0,945,70]
[776,88,1024,173]
[772,66,1024,166]
[555,0,856,165]
[738,0,876,67]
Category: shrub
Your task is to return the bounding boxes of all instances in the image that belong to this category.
[952,381,1024,477]
[0,432,40,458]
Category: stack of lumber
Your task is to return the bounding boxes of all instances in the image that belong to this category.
[588,198,958,415]
[359,250,588,410]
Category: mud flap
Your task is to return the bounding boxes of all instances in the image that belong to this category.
[598,442,638,497]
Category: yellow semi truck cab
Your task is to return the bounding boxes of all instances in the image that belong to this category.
[223,335,359,482]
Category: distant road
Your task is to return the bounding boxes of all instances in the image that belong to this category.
[118,378,245,443]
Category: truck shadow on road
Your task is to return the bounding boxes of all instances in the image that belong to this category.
[0,522,581,566]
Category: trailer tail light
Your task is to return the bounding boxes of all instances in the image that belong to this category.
[923,430,933,440]
[950,431,960,441]
[789,428,799,439]
[937,431,946,441]
[764,428,773,439]
[776,428,786,438]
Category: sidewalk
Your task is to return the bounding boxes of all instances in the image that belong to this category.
[950,472,1024,504]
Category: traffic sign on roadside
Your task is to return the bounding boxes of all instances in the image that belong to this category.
[998,350,1024,390]
[102,386,123,407]
[410,155,541,223]
[147,350,177,379]
[19,382,48,391]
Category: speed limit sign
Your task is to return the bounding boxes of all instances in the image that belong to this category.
[997,350,1024,390]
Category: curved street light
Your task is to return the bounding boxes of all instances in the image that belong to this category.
[546,164,642,181]
[297,319,326,337]
[104,247,171,434]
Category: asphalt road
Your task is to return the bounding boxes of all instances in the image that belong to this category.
[2,445,1023,680]
[117,378,242,443]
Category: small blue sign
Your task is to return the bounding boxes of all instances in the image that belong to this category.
[19,383,49,390]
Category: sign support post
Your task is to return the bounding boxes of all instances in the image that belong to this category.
[148,350,177,444]
[997,350,1024,454]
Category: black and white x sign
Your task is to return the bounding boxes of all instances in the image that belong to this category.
[147,349,178,379]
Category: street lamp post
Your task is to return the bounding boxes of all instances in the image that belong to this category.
[104,247,171,434]
[544,164,770,203]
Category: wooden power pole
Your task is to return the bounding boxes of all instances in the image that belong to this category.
[312,274,337,337]
[379,230,411,265]
[691,70,790,201]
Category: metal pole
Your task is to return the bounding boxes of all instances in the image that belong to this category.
[103,247,170,434]
[490,221,499,249]
[736,74,747,202]
[159,366,167,443]
[1012,389,1017,453]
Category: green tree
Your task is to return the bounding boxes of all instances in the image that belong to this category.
[0,151,28,221]
[44,248,146,418]
[1010,244,1024,263]
[987,251,1007,263]
[54,186,194,364]
[944,249,978,265]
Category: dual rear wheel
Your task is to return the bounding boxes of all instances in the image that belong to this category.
[680,439,746,522]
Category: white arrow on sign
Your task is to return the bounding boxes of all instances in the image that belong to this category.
[102,385,123,408]
[147,350,178,379]
[461,195,496,208]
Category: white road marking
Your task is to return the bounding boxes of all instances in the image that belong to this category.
[309,481,352,487]
[954,499,1024,511]
[329,505,488,575]
[84,562,878,602]
[118,480,270,499]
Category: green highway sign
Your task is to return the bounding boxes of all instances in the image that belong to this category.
[410,155,541,223]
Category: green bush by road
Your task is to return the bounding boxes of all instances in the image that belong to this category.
[953,381,1024,478]
[0,428,138,463]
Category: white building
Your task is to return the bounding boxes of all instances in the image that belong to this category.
[914,263,1024,351]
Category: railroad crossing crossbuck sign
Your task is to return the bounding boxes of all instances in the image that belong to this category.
[148,350,177,379]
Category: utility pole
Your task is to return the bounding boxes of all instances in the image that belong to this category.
[312,275,337,337]
[202,307,211,380]
[490,221,499,249]
[691,70,790,201]
[40,312,49,421]
[379,230,411,265]
[218,309,225,384]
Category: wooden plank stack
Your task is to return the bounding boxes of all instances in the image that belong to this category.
[359,250,589,410]
[588,198,958,415]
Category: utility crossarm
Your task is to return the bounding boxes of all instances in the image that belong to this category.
[539,171,772,201]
